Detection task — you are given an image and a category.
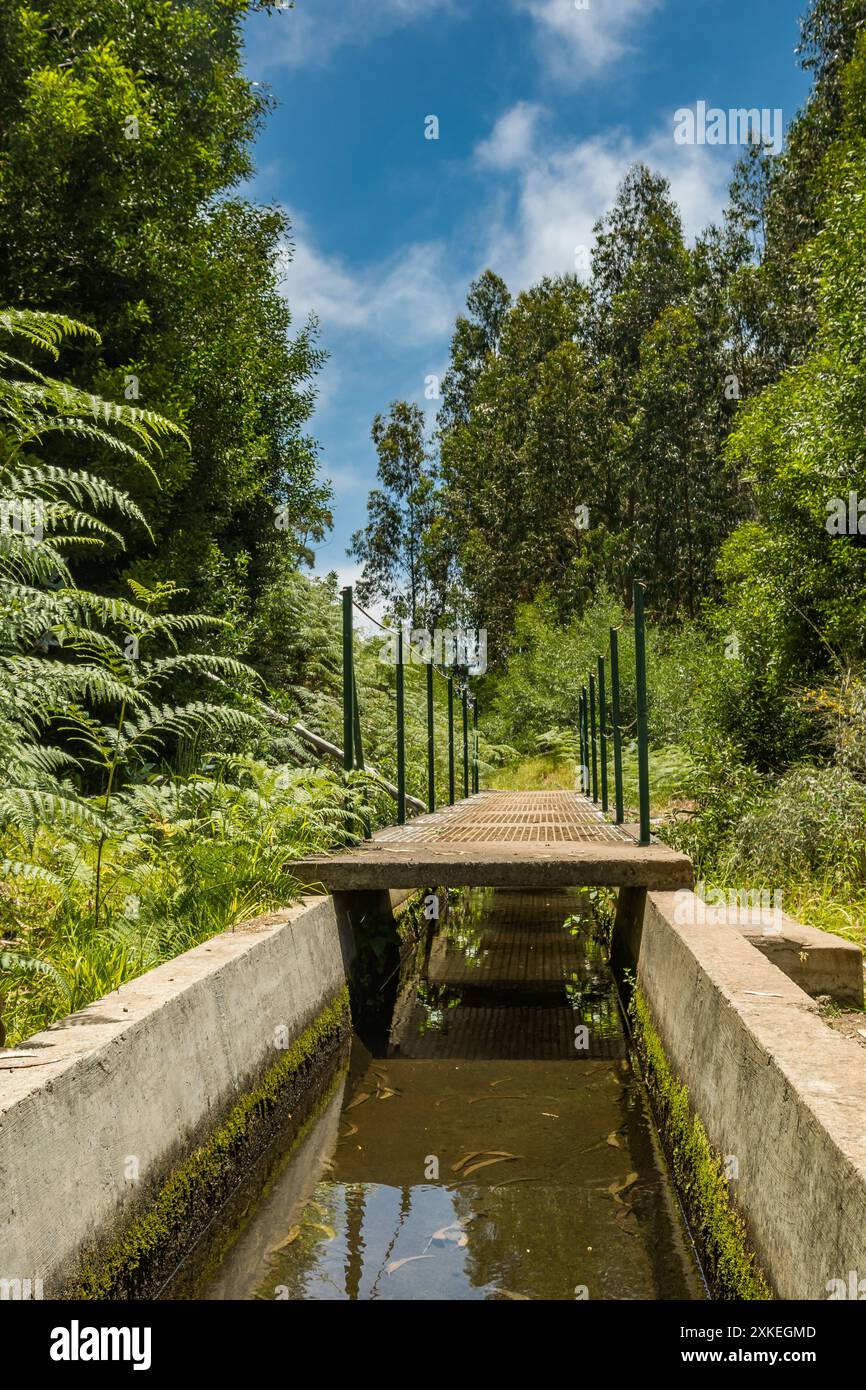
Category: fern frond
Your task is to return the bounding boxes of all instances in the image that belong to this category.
[0,308,101,359]
[0,787,105,831]
[1,859,65,889]
[0,950,70,997]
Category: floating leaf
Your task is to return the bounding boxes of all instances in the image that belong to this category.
[306,1222,336,1240]
[429,1221,467,1244]
[341,1122,359,1138]
[387,1255,434,1275]
[615,1208,640,1236]
[345,1091,371,1111]
[377,1087,397,1100]
[468,1094,526,1104]
[607,1172,639,1205]
[452,1149,517,1173]
[462,1155,519,1178]
[492,1289,530,1300]
[606,1132,622,1148]
[451,1151,484,1173]
[270,1225,301,1253]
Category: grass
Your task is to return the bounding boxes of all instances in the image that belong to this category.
[691,872,866,960]
[486,754,579,791]
[486,742,692,817]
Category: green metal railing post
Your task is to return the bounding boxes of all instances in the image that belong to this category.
[589,672,598,803]
[597,654,608,814]
[341,587,353,774]
[396,627,406,825]
[634,581,651,846]
[472,700,479,794]
[577,689,584,794]
[352,672,364,771]
[426,635,435,813]
[352,670,371,839]
[447,675,455,805]
[580,686,589,795]
[462,685,469,799]
[609,627,624,824]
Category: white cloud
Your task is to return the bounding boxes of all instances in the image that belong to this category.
[514,0,664,85]
[309,558,391,631]
[279,212,458,349]
[245,0,452,72]
[474,106,732,290]
[476,102,542,171]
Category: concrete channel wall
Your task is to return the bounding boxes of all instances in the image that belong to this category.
[615,888,866,1299]
[0,891,407,1298]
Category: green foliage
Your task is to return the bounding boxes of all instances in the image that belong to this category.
[720,32,866,770]
[350,401,439,627]
[431,167,747,654]
[482,587,713,756]
[0,0,330,618]
[487,754,578,792]
[721,765,866,885]
[660,739,768,874]
[0,312,360,1045]
[483,588,622,749]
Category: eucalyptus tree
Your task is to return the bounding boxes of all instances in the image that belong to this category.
[349,401,438,629]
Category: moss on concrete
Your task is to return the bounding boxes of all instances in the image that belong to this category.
[70,987,350,1300]
[629,986,772,1301]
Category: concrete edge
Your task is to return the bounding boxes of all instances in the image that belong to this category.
[615,886,866,1298]
[0,892,363,1297]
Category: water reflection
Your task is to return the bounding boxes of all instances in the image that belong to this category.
[202,889,703,1302]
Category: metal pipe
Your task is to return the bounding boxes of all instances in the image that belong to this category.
[426,641,435,813]
[396,627,406,825]
[634,581,651,845]
[341,586,353,774]
[597,654,608,814]
[609,627,624,824]
[589,672,598,803]
[447,676,455,805]
[462,685,469,800]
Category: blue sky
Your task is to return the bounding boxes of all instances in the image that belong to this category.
[241,0,812,592]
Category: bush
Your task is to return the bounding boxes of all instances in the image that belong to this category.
[723,764,866,886]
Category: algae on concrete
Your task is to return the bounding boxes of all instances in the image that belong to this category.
[629,986,772,1301]
[70,988,350,1300]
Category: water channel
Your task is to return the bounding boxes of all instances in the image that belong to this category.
[194,887,704,1301]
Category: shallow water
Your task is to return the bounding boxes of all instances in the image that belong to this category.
[202,888,704,1301]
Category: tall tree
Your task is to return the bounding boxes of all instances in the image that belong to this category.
[349,402,437,627]
[437,269,511,432]
[0,0,330,615]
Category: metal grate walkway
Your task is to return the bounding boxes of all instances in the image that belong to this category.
[376,791,631,845]
[292,790,692,892]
